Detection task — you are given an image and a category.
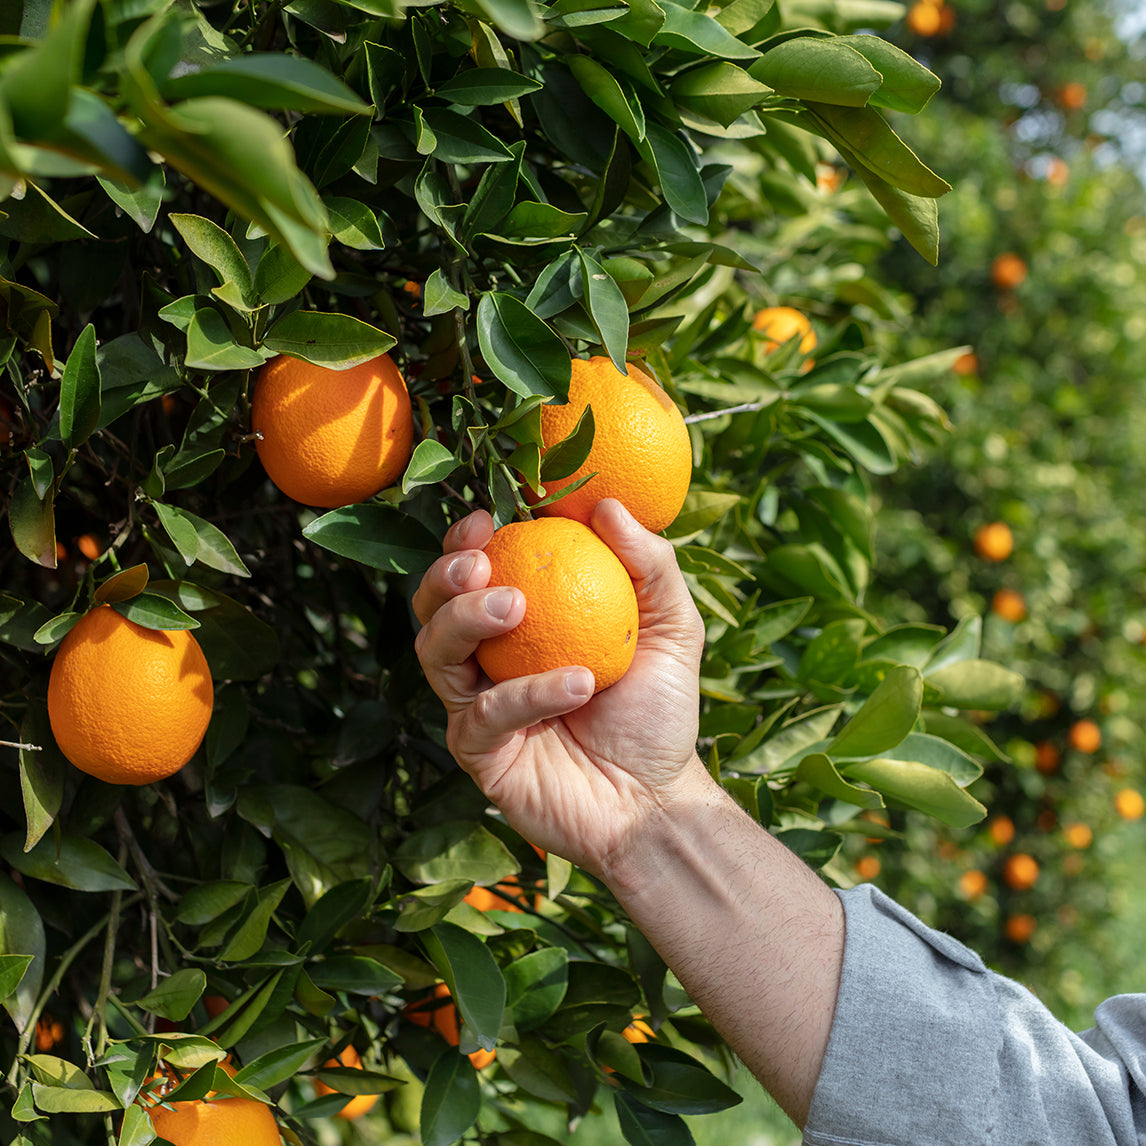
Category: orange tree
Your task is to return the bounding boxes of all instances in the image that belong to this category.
[0,0,1021,1143]
[855,0,1146,1029]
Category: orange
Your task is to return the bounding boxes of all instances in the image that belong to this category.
[141,1062,280,1146]
[1045,157,1070,185]
[987,815,1014,846]
[47,606,213,785]
[952,352,979,376]
[406,983,496,1069]
[958,869,989,900]
[1033,741,1060,776]
[1114,788,1146,821]
[476,517,638,694]
[853,855,881,881]
[34,1016,65,1051]
[1002,853,1039,891]
[991,588,1027,623]
[1068,719,1102,754]
[1004,913,1037,944]
[991,253,1027,290]
[905,1,942,35]
[752,306,817,357]
[76,533,102,561]
[531,356,691,534]
[312,1045,379,1121]
[1056,82,1087,111]
[1063,822,1092,849]
[464,879,542,912]
[815,163,843,193]
[973,521,1013,562]
[251,352,413,508]
[622,1019,655,1044]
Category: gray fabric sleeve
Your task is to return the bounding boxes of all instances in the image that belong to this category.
[802,884,1146,1146]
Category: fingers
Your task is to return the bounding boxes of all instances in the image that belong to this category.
[412,510,496,626]
[590,499,705,655]
[414,584,526,710]
[451,667,594,762]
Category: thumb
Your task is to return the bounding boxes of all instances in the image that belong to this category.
[590,499,704,656]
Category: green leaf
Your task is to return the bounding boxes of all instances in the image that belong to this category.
[795,752,884,809]
[615,1092,697,1146]
[504,947,569,1031]
[435,67,543,105]
[163,53,372,116]
[402,439,460,494]
[828,665,922,758]
[669,61,771,127]
[10,474,57,569]
[98,172,165,233]
[750,38,880,106]
[116,1105,156,1146]
[325,196,385,250]
[185,308,266,371]
[567,56,645,142]
[663,490,740,539]
[0,873,45,1031]
[615,1044,742,1115]
[842,146,940,264]
[57,323,102,448]
[420,1051,481,1146]
[296,878,376,954]
[31,1084,122,1114]
[302,504,441,575]
[112,592,201,631]
[423,922,507,1052]
[263,311,396,368]
[637,122,708,225]
[0,954,33,1004]
[169,213,254,307]
[539,403,595,483]
[798,619,865,685]
[805,103,951,199]
[94,564,150,605]
[653,0,760,59]
[923,660,1025,711]
[133,969,207,1021]
[471,0,546,40]
[308,955,404,995]
[1,834,136,893]
[423,269,469,317]
[578,248,629,372]
[834,35,941,115]
[19,705,65,852]
[843,759,987,827]
[395,822,519,886]
[476,293,572,401]
[419,107,515,163]
[152,504,250,577]
[234,1039,327,1092]
[879,732,983,786]
[218,879,291,961]
[462,140,524,241]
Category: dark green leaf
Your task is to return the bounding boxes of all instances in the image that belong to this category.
[750,37,880,106]
[185,308,266,371]
[420,1050,481,1146]
[615,1092,696,1146]
[302,504,441,575]
[436,67,543,105]
[539,404,594,482]
[10,475,57,569]
[1,834,136,893]
[402,439,460,494]
[828,665,922,758]
[112,592,201,631]
[578,248,629,372]
[423,922,506,1052]
[476,293,572,400]
[835,34,940,114]
[263,310,395,368]
[308,955,404,995]
[638,122,708,225]
[133,969,207,1021]
[19,705,64,852]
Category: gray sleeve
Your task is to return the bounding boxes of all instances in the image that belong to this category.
[802,884,1146,1146]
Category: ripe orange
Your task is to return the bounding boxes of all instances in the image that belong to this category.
[406,983,495,1069]
[958,869,989,900]
[991,588,1027,623]
[952,351,979,376]
[531,356,691,534]
[1068,719,1102,754]
[312,1045,379,1121]
[476,517,638,694]
[463,885,523,913]
[1033,741,1060,776]
[815,163,844,193]
[1004,913,1037,944]
[622,1019,655,1044]
[1114,788,1146,821]
[1002,853,1039,891]
[76,533,102,561]
[1045,157,1070,185]
[853,855,881,881]
[47,606,213,785]
[1056,82,1087,111]
[973,521,1013,562]
[34,1016,65,1051]
[987,815,1015,846]
[991,253,1028,291]
[251,352,413,508]
[1063,822,1092,849]
[905,1,942,35]
[141,1062,280,1146]
[752,306,817,357]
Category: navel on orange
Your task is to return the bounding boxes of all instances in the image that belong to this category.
[531,356,691,534]
[47,606,213,785]
[251,352,413,508]
[476,517,639,694]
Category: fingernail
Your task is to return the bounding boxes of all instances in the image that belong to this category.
[485,588,516,620]
[565,670,594,699]
[448,553,475,587]
[455,514,475,544]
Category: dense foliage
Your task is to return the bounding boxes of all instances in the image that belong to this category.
[0,0,1028,1143]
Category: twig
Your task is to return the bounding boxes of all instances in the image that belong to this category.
[683,401,771,424]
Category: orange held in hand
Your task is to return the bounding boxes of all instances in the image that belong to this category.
[532,356,691,534]
[476,517,639,694]
[312,1044,380,1121]
[48,606,213,785]
[251,352,413,508]
[752,306,817,357]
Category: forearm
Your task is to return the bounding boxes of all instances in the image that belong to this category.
[599,761,844,1127]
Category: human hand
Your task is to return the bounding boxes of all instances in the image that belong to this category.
[412,498,710,878]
